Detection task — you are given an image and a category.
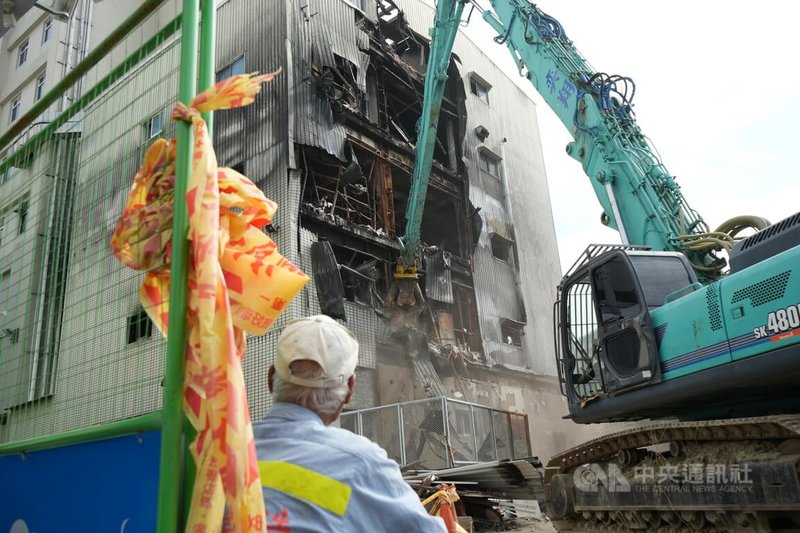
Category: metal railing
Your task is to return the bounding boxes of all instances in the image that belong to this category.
[340,397,531,471]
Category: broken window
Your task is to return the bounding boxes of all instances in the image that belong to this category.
[490,233,514,263]
[469,74,491,105]
[300,146,374,228]
[334,244,380,305]
[419,194,466,256]
[501,318,524,347]
[453,284,482,353]
[318,55,363,116]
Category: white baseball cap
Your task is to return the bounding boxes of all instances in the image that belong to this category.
[275,315,359,388]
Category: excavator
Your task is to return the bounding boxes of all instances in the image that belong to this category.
[391,0,800,530]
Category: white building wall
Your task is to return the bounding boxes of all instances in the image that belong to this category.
[0,0,179,142]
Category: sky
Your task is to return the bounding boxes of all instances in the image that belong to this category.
[459,0,800,273]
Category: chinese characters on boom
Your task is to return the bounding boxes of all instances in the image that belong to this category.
[545,69,576,109]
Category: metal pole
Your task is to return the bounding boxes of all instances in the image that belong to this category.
[469,404,477,462]
[442,397,451,468]
[489,409,498,461]
[180,2,215,522]
[397,404,406,467]
[0,412,161,456]
[198,0,216,133]
[156,0,199,531]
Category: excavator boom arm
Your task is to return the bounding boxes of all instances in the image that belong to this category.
[399,0,467,268]
[402,0,726,275]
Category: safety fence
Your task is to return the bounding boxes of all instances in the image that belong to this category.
[340,397,531,471]
[0,1,215,531]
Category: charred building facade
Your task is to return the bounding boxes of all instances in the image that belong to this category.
[2,0,593,461]
[214,0,572,459]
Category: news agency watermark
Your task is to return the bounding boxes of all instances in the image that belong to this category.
[573,462,755,494]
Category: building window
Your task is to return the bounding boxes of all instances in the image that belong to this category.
[1,269,9,283]
[490,233,514,263]
[17,39,29,67]
[145,112,163,140]
[127,307,153,344]
[501,319,524,347]
[42,19,53,44]
[0,217,4,248]
[16,200,28,234]
[35,73,46,102]
[478,150,500,179]
[9,95,21,124]
[469,74,491,104]
[216,56,245,83]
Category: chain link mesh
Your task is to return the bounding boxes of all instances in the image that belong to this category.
[360,405,402,465]
[0,11,182,443]
[341,398,530,470]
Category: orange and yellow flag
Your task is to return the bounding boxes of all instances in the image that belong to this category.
[112,71,308,532]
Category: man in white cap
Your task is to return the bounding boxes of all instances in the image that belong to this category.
[253,314,447,532]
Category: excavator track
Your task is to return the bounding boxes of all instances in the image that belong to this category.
[544,416,800,532]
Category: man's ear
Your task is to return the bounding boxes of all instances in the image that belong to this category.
[344,374,356,405]
[268,365,276,393]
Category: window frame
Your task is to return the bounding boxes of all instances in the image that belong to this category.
[145,111,163,140]
[42,18,53,44]
[500,318,525,347]
[215,55,246,83]
[469,73,492,105]
[490,232,515,264]
[16,199,29,234]
[35,72,46,102]
[9,94,21,124]
[127,307,154,344]
[17,39,29,67]
[478,149,501,179]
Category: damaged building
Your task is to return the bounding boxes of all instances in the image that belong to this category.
[0,0,607,463]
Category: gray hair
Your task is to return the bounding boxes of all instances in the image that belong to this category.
[271,360,350,419]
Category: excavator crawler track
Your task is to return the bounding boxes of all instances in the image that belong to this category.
[544,416,800,532]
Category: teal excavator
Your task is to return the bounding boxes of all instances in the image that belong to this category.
[394,0,800,530]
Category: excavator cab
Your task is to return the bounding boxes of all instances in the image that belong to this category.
[555,245,698,419]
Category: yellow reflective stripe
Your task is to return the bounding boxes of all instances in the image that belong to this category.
[259,460,352,517]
